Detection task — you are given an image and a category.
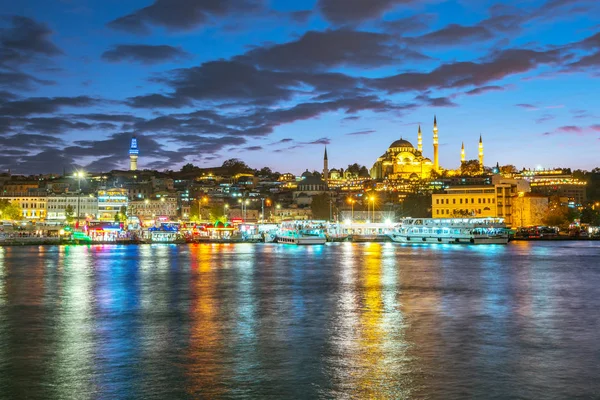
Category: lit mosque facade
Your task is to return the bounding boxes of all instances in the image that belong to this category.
[369,116,485,180]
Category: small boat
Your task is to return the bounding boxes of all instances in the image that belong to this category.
[276,221,327,245]
[389,217,509,245]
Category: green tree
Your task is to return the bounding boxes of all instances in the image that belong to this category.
[0,200,23,221]
[500,165,517,175]
[311,193,331,220]
[65,205,75,224]
[181,163,199,173]
[580,207,600,225]
[222,158,250,175]
[400,194,432,218]
[208,204,225,222]
[115,206,127,222]
[460,160,482,175]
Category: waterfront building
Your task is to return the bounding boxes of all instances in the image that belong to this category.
[1,181,40,195]
[293,171,328,206]
[517,169,587,205]
[129,197,178,219]
[270,207,312,222]
[46,195,98,220]
[432,182,519,226]
[129,135,139,171]
[0,195,47,219]
[512,193,549,228]
[97,188,128,221]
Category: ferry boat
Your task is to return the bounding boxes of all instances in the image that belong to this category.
[275,221,327,245]
[389,217,509,245]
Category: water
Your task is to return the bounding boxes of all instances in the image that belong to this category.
[0,242,599,399]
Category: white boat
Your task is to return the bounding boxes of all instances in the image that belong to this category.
[389,217,509,245]
[276,221,327,245]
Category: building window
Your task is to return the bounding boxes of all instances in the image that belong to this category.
[453,199,456,204]
[478,198,481,204]
[460,199,463,204]
[471,198,474,204]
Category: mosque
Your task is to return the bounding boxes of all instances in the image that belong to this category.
[369,116,485,180]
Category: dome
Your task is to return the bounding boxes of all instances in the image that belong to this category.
[301,169,313,178]
[389,139,414,149]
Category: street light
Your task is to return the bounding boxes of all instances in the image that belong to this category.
[369,196,375,221]
[518,191,524,227]
[74,170,86,225]
[224,203,229,221]
[347,198,355,222]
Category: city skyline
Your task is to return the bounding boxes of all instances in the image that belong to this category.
[1,0,599,175]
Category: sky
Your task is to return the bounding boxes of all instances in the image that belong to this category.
[0,0,599,175]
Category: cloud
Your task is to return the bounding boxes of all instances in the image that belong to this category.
[516,103,538,110]
[536,114,555,124]
[0,133,65,148]
[0,70,54,91]
[346,130,376,136]
[0,96,99,117]
[415,94,458,107]
[289,10,312,23]
[464,85,505,95]
[245,145,262,151]
[101,44,191,64]
[543,124,600,136]
[126,93,193,108]
[238,29,424,71]
[373,48,563,94]
[140,60,364,107]
[108,0,265,34]
[0,15,62,66]
[317,0,415,24]
[407,24,494,47]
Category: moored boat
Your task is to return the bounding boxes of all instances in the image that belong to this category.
[389,217,509,244]
[276,221,327,245]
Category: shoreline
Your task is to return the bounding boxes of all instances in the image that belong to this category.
[0,236,598,246]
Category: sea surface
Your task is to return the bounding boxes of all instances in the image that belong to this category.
[0,242,599,399]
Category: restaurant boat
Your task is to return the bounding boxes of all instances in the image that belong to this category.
[389,217,509,244]
[275,221,327,245]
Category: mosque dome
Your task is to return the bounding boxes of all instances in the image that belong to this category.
[389,139,414,149]
[301,169,313,178]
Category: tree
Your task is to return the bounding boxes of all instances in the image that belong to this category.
[460,160,482,175]
[222,158,250,175]
[400,194,432,218]
[257,167,273,177]
[311,193,331,220]
[500,165,517,175]
[115,206,127,222]
[580,207,600,226]
[181,163,199,173]
[65,205,75,224]
[359,166,370,178]
[0,200,23,221]
[542,196,577,229]
[208,204,225,222]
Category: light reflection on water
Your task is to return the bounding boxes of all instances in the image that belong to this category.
[0,242,599,399]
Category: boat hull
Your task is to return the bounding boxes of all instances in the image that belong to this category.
[277,236,327,245]
[389,234,508,245]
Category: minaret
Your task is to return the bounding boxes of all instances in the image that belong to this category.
[478,134,484,173]
[323,146,328,182]
[461,142,465,163]
[129,135,139,171]
[417,125,423,153]
[433,116,439,171]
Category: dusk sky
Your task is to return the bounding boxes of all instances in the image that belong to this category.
[1,0,599,175]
